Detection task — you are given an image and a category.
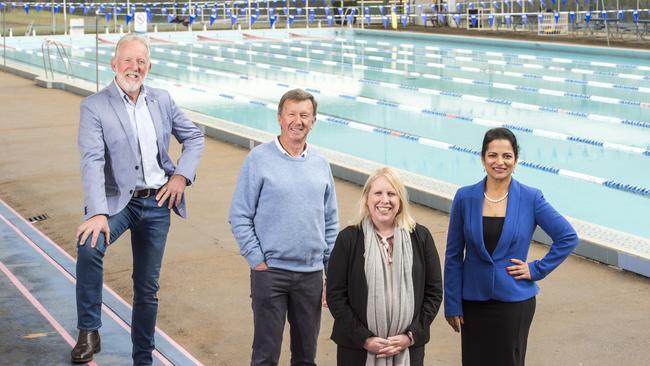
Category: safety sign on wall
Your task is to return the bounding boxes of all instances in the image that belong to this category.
[134,12,148,33]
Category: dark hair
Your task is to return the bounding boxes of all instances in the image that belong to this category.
[277,88,318,117]
[481,128,519,159]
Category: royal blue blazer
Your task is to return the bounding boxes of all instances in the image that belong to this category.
[444,178,578,317]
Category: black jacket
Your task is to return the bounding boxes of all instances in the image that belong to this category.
[326,223,443,351]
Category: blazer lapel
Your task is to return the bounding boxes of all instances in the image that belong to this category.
[144,90,165,154]
[492,178,521,259]
[108,83,139,158]
[470,178,493,262]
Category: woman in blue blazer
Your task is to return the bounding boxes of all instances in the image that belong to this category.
[444,128,578,366]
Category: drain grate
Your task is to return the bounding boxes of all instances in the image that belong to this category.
[27,213,49,223]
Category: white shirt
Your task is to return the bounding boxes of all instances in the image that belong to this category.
[115,82,167,190]
[274,136,309,159]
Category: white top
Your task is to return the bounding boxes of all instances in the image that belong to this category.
[274,136,309,159]
[115,82,167,189]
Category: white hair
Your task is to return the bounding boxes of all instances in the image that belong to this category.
[113,33,151,61]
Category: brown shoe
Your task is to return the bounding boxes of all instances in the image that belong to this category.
[71,330,101,363]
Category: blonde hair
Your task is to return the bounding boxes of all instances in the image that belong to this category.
[356,167,416,232]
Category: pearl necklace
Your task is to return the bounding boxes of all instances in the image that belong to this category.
[484,192,508,203]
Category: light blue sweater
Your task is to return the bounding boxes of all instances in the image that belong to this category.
[229,141,339,272]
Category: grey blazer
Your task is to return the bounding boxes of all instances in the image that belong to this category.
[78,81,204,220]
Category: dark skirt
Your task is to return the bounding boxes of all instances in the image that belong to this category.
[336,345,425,366]
[461,297,536,366]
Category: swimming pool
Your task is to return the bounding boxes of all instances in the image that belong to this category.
[4,28,649,244]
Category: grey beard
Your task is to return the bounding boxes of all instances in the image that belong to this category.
[116,75,142,94]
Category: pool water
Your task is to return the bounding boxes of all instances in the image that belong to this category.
[5,28,650,240]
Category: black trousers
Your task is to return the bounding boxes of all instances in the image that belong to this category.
[250,268,323,366]
[335,345,425,366]
[461,297,536,366]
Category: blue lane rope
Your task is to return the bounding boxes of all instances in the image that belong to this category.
[9,43,650,199]
[149,75,650,200]
[14,43,649,157]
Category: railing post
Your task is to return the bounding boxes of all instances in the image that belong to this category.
[601,0,610,46]
[64,0,68,35]
[113,1,118,33]
[52,1,56,35]
[360,0,364,30]
[2,2,6,69]
[96,9,99,92]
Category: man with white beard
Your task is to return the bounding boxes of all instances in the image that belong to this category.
[71,34,204,365]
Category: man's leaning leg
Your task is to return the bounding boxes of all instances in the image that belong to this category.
[72,208,132,363]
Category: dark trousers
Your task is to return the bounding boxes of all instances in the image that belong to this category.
[461,297,536,366]
[250,267,323,366]
[76,196,170,366]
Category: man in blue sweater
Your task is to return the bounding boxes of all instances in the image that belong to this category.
[229,89,339,366]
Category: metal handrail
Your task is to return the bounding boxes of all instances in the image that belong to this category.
[24,20,34,36]
[41,39,71,81]
[343,7,360,28]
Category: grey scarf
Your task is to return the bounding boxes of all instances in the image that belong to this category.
[363,217,415,366]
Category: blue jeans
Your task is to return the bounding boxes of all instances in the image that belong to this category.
[76,196,170,366]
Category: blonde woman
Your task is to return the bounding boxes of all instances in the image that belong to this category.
[327,167,443,365]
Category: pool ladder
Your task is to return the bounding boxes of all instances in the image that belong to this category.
[24,20,34,36]
[343,7,360,28]
[41,39,71,83]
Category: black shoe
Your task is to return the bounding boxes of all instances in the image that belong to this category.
[71,330,101,363]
